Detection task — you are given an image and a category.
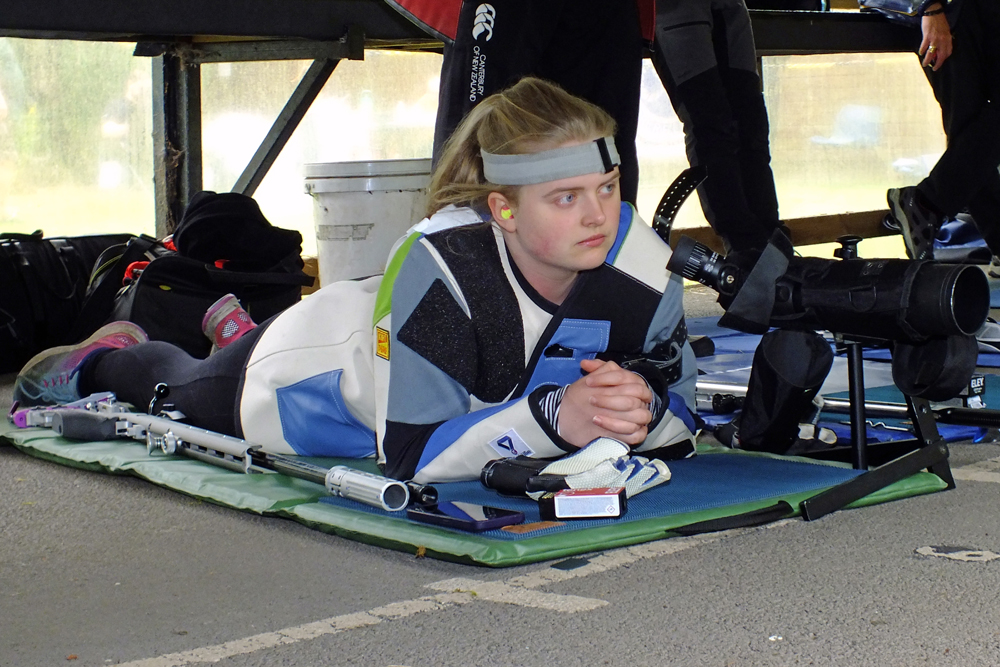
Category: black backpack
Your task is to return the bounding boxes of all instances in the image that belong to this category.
[73,191,314,359]
[0,231,135,373]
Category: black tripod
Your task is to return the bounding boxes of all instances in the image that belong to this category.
[797,236,960,519]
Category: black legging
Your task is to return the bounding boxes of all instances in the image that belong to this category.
[79,323,268,437]
[918,0,1000,254]
[652,0,781,252]
[433,0,644,205]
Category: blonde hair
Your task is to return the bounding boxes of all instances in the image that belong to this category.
[426,77,617,217]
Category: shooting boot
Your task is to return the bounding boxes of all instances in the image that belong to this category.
[887,187,943,260]
[202,294,257,355]
[989,256,1000,279]
[13,321,148,408]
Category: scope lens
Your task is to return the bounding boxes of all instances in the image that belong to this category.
[668,236,740,296]
[668,236,713,283]
[950,265,990,335]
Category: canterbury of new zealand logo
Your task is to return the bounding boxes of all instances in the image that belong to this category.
[472,4,496,41]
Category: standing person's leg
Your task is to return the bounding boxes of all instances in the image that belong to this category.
[431,0,549,164]
[717,0,780,234]
[542,1,644,206]
[433,1,643,205]
[967,182,1000,265]
[920,7,1000,213]
[921,0,1000,254]
[652,0,774,251]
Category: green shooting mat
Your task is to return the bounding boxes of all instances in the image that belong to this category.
[0,420,947,567]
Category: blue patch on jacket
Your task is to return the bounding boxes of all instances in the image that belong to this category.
[523,318,611,395]
[276,369,376,457]
[416,401,512,474]
[667,391,697,433]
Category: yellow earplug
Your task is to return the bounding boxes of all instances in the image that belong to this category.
[500,207,513,220]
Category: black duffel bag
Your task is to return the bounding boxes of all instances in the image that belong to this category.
[108,191,314,358]
[0,230,135,373]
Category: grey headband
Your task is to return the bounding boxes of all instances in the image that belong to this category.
[481,136,620,186]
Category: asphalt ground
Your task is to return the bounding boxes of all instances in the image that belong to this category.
[4,284,1000,666]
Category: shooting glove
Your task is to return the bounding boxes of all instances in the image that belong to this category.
[523,437,672,500]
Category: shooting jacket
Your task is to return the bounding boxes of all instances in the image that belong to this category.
[239,203,696,483]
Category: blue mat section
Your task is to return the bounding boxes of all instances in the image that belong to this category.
[691,314,1000,369]
[822,416,983,445]
[821,379,994,444]
[688,316,739,340]
[689,315,989,443]
[859,346,1000,368]
[697,353,755,375]
[318,452,864,540]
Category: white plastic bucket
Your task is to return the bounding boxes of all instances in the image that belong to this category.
[305,158,432,286]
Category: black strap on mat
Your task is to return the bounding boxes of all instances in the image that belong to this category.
[671,501,794,536]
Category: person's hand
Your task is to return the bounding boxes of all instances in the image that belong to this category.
[557,359,653,448]
[920,9,953,71]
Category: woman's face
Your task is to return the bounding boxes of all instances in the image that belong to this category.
[492,165,622,284]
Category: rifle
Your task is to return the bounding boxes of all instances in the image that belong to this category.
[10,394,436,512]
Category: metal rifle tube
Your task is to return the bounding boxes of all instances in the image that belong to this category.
[698,386,914,419]
[324,466,410,512]
[177,445,250,474]
[52,405,418,509]
[935,407,1000,428]
[259,452,330,486]
[824,399,1000,428]
[260,452,427,510]
[125,413,254,458]
[405,481,439,506]
[121,412,260,472]
[696,381,748,397]
[819,397,912,418]
[127,414,410,510]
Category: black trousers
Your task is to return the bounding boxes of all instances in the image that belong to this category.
[652,0,780,252]
[432,0,644,205]
[79,323,267,438]
[918,0,1000,254]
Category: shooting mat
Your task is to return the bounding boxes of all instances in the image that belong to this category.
[0,420,945,567]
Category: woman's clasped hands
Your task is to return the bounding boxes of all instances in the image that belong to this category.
[558,358,654,448]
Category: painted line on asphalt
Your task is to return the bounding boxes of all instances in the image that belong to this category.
[118,522,793,667]
[426,577,607,612]
[915,545,1000,562]
[118,593,473,667]
[953,455,1000,484]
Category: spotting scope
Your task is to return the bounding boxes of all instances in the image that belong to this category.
[667,232,990,399]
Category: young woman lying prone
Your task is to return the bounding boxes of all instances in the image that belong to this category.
[14,77,698,484]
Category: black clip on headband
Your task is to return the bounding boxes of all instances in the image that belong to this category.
[481,136,621,186]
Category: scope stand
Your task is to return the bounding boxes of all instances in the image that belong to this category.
[799,337,956,521]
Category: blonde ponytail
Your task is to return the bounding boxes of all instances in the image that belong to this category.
[426,77,617,217]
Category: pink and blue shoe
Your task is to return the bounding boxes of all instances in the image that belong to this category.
[201,294,257,355]
[12,321,148,408]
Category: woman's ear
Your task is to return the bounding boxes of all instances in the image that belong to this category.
[488,192,516,232]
